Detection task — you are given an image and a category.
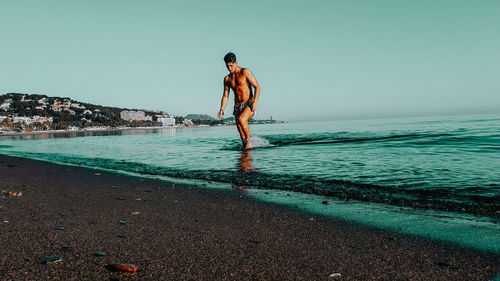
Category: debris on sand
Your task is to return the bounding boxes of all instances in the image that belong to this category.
[42,257,64,264]
[106,263,139,273]
[61,245,73,251]
[6,191,22,197]
[328,272,341,279]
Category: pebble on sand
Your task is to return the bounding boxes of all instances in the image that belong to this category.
[328,272,341,279]
[106,263,139,273]
[61,246,73,251]
[42,257,64,264]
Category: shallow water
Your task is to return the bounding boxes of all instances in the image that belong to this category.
[1,113,499,252]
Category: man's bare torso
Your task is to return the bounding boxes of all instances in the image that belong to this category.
[225,68,253,104]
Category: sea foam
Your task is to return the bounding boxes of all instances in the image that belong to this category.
[248,136,273,149]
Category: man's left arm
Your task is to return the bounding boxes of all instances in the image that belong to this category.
[245,69,260,113]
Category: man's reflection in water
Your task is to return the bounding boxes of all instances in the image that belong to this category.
[239,149,258,173]
[237,150,258,193]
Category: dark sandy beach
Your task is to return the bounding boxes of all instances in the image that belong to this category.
[0,154,498,280]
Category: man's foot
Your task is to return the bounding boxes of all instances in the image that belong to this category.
[242,138,251,150]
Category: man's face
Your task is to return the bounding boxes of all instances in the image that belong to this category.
[226,62,237,73]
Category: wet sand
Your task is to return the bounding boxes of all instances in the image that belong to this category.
[0,154,498,280]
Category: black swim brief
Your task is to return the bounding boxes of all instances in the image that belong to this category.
[233,101,253,118]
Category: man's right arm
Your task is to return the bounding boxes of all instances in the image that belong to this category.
[218,77,230,119]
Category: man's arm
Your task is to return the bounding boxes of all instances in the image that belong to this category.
[244,69,260,114]
[218,77,230,119]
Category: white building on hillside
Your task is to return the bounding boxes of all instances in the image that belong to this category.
[158,116,175,126]
[120,110,151,121]
[0,99,12,110]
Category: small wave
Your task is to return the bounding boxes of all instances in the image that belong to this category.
[0,145,14,148]
[261,132,451,147]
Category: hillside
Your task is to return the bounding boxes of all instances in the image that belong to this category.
[184,114,216,121]
[0,93,164,131]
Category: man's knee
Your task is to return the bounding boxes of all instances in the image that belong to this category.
[238,115,248,124]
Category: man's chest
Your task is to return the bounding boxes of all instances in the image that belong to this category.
[228,74,248,89]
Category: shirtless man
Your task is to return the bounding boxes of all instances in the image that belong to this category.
[218,52,260,149]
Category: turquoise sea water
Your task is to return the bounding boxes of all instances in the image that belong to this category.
[1,113,499,253]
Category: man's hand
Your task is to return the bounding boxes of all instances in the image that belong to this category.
[251,103,258,115]
[218,110,224,119]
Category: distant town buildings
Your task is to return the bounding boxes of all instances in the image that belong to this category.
[0,98,12,110]
[120,110,152,121]
[1,93,283,134]
[12,116,53,125]
[157,116,176,126]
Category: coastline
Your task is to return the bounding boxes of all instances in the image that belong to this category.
[1,154,498,280]
[0,126,185,137]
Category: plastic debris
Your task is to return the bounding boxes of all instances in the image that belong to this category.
[7,191,22,197]
[130,211,140,216]
[61,245,73,251]
[328,272,341,279]
[106,263,139,273]
[322,200,330,205]
[350,244,358,248]
[42,257,64,264]
[95,173,101,176]
[52,226,65,230]
[119,221,127,225]
[93,252,107,257]
[249,240,260,244]
[58,212,66,216]
[117,235,127,238]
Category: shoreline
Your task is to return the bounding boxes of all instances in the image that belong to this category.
[0,126,186,137]
[1,154,499,280]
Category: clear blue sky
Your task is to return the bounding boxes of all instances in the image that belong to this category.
[1,0,498,121]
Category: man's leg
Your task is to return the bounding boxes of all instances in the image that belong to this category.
[235,119,245,141]
[238,107,254,149]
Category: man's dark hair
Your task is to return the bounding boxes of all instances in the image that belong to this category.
[224,52,236,63]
